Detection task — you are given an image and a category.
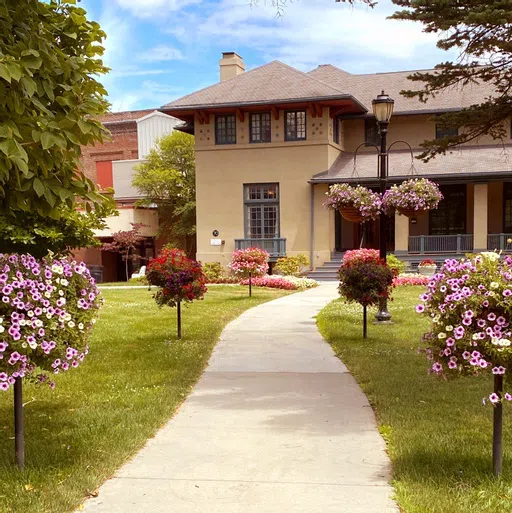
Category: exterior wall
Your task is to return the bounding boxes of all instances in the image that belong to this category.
[312,184,332,268]
[195,142,331,265]
[137,113,181,158]
[112,159,145,200]
[80,123,139,184]
[94,208,159,238]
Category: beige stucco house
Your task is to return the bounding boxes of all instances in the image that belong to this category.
[163,52,512,275]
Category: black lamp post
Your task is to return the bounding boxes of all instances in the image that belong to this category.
[372,91,395,323]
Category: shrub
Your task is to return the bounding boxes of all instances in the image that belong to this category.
[386,254,406,275]
[228,248,269,278]
[147,248,207,308]
[338,259,394,307]
[274,254,309,276]
[0,254,102,391]
[202,262,223,282]
[128,276,149,285]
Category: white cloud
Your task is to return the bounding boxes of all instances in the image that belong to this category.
[113,0,203,18]
[177,0,450,73]
[138,44,184,62]
[109,68,172,78]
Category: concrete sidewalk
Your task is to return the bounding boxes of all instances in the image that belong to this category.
[81,283,398,513]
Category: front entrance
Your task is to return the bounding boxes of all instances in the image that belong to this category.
[335,210,394,252]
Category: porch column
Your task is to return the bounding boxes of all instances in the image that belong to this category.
[473,183,488,252]
[394,212,409,255]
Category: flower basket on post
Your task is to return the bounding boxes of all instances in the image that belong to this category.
[229,248,269,297]
[417,251,512,476]
[147,248,207,339]
[337,249,395,339]
[0,254,102,469]
[325,184,382,223]
[382,178,443,217]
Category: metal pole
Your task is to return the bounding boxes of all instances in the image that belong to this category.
[249,272,252,297]
[363,305,367,339]
[14,377,24,469]
[376,121,391,323]
[310,183,315,271]
[493,374,504,476]
[177,301,182,340]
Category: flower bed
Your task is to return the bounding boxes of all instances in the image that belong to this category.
[0,254,101,391]
[382,178,443,216]
[239,275,319,291]
[325,184,382,222]
[393,273,429,287]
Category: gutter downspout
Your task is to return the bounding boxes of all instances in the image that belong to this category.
[310,183,315,271]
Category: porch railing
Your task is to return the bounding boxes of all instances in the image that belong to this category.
[488,234,512,251]
[408,234,473,254]
[234,238,287,258]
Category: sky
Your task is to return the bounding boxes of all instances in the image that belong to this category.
[78,0,452,112]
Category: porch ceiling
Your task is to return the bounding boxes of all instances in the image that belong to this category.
[312,144,512,184]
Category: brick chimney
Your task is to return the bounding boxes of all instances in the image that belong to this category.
[219,52,245,82]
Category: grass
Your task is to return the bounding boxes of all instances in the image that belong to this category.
[317,287,512,513]
[0,285,291,513]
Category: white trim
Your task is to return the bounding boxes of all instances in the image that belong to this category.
[135,110,178,124]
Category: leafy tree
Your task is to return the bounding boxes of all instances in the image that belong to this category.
[102,223,147,281]
[261,0,512,160]
[0,0,114,255]
[133,132,196,257]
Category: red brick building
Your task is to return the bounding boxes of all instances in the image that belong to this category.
[76,109,180,282]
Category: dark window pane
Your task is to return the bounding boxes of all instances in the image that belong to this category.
[215,114,236,144]
[285,111,306,141]
[436,124,458,139]
[429,185,466,235]
[333,117,340,144]
[365,118,379,146]
[250,112,271,143]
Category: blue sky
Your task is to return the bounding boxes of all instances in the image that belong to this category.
[79,0,451,112]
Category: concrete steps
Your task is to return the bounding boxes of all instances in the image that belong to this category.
[307,252,343,282]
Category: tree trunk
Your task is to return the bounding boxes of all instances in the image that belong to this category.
[14,377,24,469]
[363,305,367,339]
[177,301,182,340]
[493,374,504,476]
[125,248,130,282]
[249,272,252,297]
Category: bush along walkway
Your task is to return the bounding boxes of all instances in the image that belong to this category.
[80,283,397,513]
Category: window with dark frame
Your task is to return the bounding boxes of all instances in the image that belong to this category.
[429,184,467,235]
[436,124,459,140]
[333,117,340,145]
[244,184,280,239]
[215,114,236,144]
[285,110,306,141]
[364,117,379,146]
[250,112,271,143]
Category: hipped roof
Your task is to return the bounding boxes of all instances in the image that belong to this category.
[312,145,512,184]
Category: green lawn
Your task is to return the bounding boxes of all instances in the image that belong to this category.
[0,286,291,513]
[317,287,512,513]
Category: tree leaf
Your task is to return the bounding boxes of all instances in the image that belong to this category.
[41,132,55,150]
[33,178,45,198]
[0,64,11,83]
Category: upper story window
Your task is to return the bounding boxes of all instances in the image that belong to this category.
[333,117,341,145]
[250,112,271,143]
[285,110,306,141]
[215,114,236,144]
[365,117,379,146]
[436,124,458,139]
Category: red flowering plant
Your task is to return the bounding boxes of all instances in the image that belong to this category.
[228,248,269,297]
[147,248,207,338]
[338,249,394,338]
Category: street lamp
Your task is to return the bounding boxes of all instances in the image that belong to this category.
[372,91,395,323]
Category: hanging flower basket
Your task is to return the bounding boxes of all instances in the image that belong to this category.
[325,184,381,223]
[339,205,364,223]
[382,178,443,216]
